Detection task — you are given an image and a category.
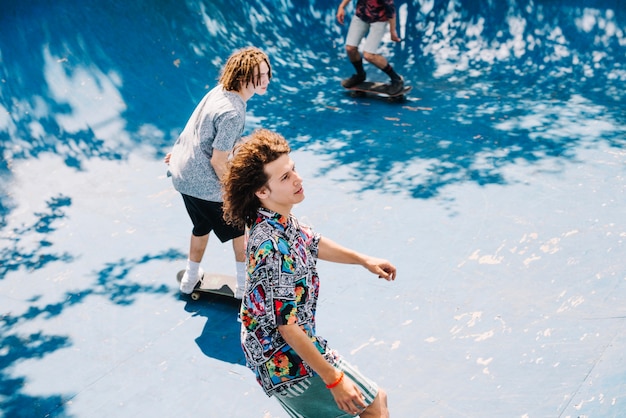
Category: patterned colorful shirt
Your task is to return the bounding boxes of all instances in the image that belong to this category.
[240,209,338,397]
[355,0,396,24]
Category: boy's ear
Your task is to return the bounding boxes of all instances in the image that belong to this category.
[255,186,269,200]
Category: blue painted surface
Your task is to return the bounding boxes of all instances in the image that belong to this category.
[1,0,625,417]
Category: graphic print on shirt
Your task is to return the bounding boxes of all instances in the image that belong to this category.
[240,209,334,396]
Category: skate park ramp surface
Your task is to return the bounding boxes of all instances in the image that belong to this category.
[1,0,625,417]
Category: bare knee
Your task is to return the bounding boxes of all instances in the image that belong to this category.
[379,388,388,405]
[346,45,360,60]
[232,236,245,262]
[360,388,389,418]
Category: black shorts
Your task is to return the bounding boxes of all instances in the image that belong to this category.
[181,194,244,243]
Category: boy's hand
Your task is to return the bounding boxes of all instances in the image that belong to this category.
[337,6,346,24]
[363,257,397,281]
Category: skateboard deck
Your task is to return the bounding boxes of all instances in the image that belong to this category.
[345,81,412,101]
[176,270,237,300]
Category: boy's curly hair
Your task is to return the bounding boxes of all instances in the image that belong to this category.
[222,129,290,230]
[219,47,272,92]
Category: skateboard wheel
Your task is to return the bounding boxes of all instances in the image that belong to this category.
[191,292,200,301]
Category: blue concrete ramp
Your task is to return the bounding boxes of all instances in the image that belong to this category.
[1,1,625,417]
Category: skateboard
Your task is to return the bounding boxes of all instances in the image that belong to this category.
[176,270,237,300]
[344,81,412,102]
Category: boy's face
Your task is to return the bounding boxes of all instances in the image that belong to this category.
[247,61,270,96]
[256,154,304,215]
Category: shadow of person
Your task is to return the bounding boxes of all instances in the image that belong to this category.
[182,295,245,365]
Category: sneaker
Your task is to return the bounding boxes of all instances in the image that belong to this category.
[179,267,204,294]
[388,77,404,95]
[341,73,366,88]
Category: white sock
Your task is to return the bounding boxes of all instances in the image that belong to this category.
[235,261,246,290]
[186,259,201,280]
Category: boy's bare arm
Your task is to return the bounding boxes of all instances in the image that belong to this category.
[317,237,396,281]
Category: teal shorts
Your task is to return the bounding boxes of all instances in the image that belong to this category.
[273,358,379,418]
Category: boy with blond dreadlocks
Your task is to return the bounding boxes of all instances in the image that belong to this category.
[165,47,271,298]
